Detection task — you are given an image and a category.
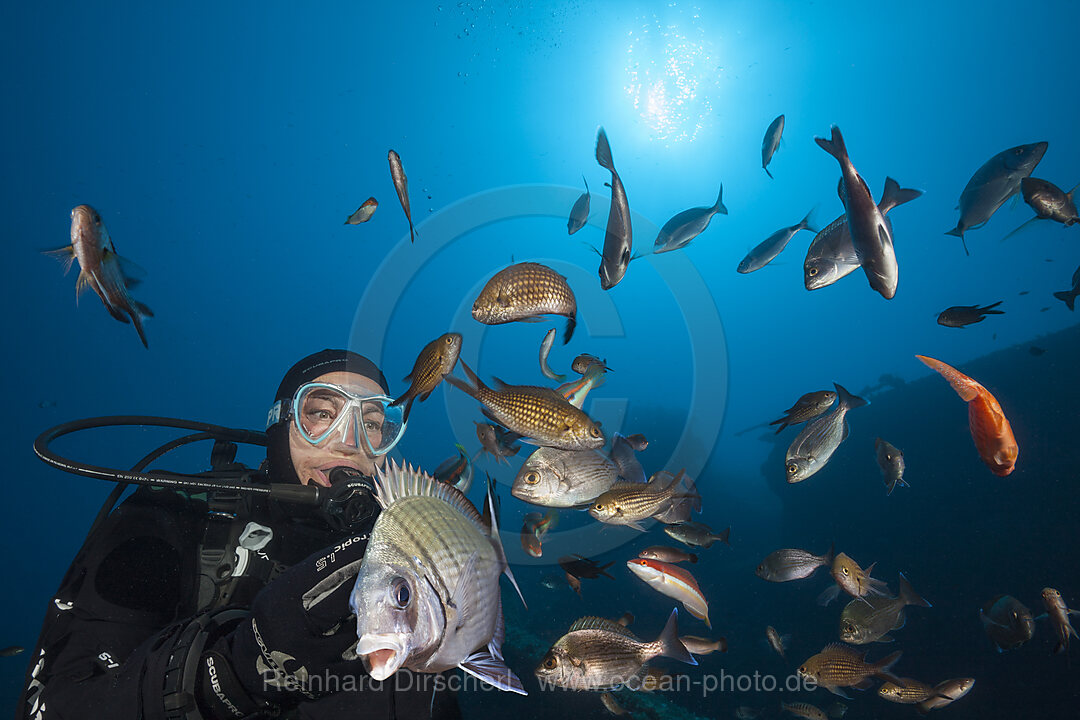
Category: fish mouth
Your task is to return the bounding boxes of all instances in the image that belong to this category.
[356,634,407,681]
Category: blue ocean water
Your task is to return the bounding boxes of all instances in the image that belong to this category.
[4,0,1079,716]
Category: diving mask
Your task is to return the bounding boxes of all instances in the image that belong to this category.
[268,382,405,456]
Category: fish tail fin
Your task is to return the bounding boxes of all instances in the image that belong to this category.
[833,382,868,410]
[1053,290,1077,311]
[799,206,817,233]
[980,301,1005,315]
[43,245,76,274]
[445,359,483,399]
[582,175,589,193]
[873,651,903,683]
[915,354,981,402]
[595,127,614,171]
[898,572,932,608]
[814,125,847,162]
[764,166,773,179]
[880,177,924,212]
[563,315,576,345]
[713,184,728,215]
[823,542,836,568]
[716,526,731,546]
[400,395,416,424]
[655,608,697,666]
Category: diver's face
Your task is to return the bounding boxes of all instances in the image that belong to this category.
[288,370,388,487]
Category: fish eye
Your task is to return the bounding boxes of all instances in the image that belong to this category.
[787,463,798,474]
[444,336,454,344]
[593,502,603,511]
[808,267,819,276]
[589,426,602,438]
[524,471,540,485]
[842,567,850,575]
[798,666,807,674]
[390,577,411,609]
[543,657,557,670]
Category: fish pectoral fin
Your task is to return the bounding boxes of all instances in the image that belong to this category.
[825,686,850,699]
[626,521,647,532]
[878,634,895,642]
[459,651,527,695]
[853,678,875,690]
[449,553,480,631]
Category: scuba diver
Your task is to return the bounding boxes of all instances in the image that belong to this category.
[17,349,463,720]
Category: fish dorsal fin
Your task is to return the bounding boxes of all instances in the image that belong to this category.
[374,460,484,526]
[568,616,640,639]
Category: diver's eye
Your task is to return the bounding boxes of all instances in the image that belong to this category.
[524,472,540,485]
[390,578,411,609]
[808,267,819,276]
[787,464,798,474]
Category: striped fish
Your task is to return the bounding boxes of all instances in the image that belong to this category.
[780,702,828,720]
[626,558,711,627]
[351,461,527,694]
[878,678,939,704]
[797,643,902,696]
[916,678,975,713]
[589,471,698,531]
[535,609,695,691]
[512,446,617,508]
[391,332,462,422]
[471,262,577,343]
[756,545,835,582]
[446,359,604,450]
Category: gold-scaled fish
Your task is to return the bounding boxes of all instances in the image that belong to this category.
[446,360,604,451]
[472,262,578,343]
[351,461,526,693]
[391,332,462,422]
[766,625,789,660]
[915,678,975,714]
[626,557,711,627]
[345,196,378,224]
[1041,587,1079,654]
[589,471,698,531]
[388,149,416,242]
[780,702,827,720]
[877,678,940,704]
[796,643,901,697]
[535,609,696,691]
[755,545,835,583]
[830,552,888,601]
[839,574,931,644]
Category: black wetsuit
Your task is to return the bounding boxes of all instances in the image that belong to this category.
[16,485,462,720]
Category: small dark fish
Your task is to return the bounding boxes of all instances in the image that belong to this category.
[946,141,1048,254]
[345,197,378,224]
[663,522,729,549]
[1041,587,1079,654]
[937,301,1004,328]
[600,692,630,716]
[785,384,868,483]
[1021,176,1079,225]
[874,438,907,495]
[595,127,633,290]
[1053,264,1080,310]
[780,702,827,720]
[738,208,815,273]
[433,443,473,493]
[571,353,611,375]
[653,186,728,254]
[565,571,582,596]
[388,149,416,242]
[761,114,785,178]
[980,594,1035,651]
[391,332,462,421]
[472,262,578,343]
[756,545,835,583]
[638,546,698,564]
[803,177,922,291]
[559,554,616,581]
[770,390,837,433]
[1029,345,1046,356]
[915,678,975,714]
[0,646,24,657]
[474,421,522,465]
[815,127,901,299]
[568,176,591,235]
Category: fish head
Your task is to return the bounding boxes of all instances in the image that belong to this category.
[599,249,631,291]
[839,617,865,644]
[785,456,814,483]
[796,657,821,684]
[69,204,108,260]
[435,333,464,369]
[1004,141,1048,173]
[352,554,444,681]
[878,683,902,700]
[1042,587,1062,605]
[588,493,619,522]
[534,642,576,686]
[511,455,562,504]
[754,561,773,580]
[565,415,606,449]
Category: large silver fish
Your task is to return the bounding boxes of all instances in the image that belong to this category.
[815,127,899,299]
[351,461,527,693]
[653,186,728,254]
[595,127,633,290]
[388,149,416,243]
[568,176,591,235]
[915,678,974,714]
[803,177,922,291]
[737,209,814,273]
[946,141,1047,254]
[785,383,868,483]
[762,114,785,179]
[512,446,618,507]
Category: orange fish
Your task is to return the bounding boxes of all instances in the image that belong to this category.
[916,355,1017,476]
[626,557,711,627]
